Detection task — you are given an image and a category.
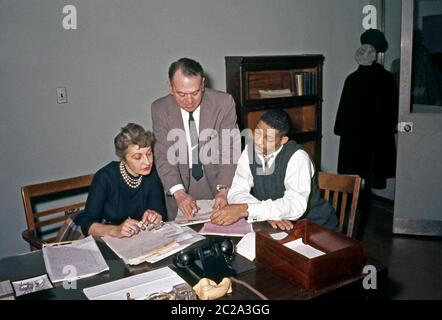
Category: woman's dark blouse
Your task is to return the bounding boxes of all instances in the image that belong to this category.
[74,161,166,235]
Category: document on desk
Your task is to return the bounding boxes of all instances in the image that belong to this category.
[83,266,190,300]
[199,218,253,237]
[283,238,326,259]
[143,225,205,264]
[42,236,109,283]
[236,231,288,261]
[174,199,214,226]
[102,222,204,265]
[0,280,14,300]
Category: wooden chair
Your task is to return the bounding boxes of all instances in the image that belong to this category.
[21,174,93,250]
[317,172,362,238]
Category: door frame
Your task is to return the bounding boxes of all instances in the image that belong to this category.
[393,0,442,235]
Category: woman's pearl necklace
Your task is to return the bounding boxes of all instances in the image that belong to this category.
[119,161,142,189]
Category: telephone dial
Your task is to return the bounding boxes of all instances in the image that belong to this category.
[173,237,236,282]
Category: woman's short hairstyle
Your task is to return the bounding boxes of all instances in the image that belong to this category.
[114,123,154,159]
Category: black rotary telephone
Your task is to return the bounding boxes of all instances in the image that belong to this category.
[173,237,236,282]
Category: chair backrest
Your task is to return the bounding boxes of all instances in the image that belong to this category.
[317,172,362,238]
[21,174,93,250]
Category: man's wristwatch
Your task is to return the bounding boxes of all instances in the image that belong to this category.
[216,185,229,192]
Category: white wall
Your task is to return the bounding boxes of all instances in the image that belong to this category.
[0,0,368,258]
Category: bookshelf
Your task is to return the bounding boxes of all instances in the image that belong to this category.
[225,55,324,169]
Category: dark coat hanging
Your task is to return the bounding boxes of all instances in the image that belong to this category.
[334,62,399,189]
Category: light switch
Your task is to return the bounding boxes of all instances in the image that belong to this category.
[56,87,67,104]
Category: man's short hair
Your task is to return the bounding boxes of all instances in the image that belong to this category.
[260,109,291,137]
[168,57,204,82]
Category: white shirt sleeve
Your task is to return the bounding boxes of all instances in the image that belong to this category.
[227,149,261,205]
[169,184,185,196]
[230,148,315,222]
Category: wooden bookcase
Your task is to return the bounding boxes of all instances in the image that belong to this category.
[225,55,324,169]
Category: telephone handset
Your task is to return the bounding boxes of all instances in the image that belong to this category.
[173,237,236,282]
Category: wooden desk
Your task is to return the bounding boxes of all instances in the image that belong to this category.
[0,233,387,300]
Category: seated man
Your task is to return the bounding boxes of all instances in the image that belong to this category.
[210,109,337,231]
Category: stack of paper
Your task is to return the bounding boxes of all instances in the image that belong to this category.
[83,267,188,300]
[174,199,214,226]
[102,222,205,265]
[42,236,109,283]
[143,226,205,264]
[199,218,254,237]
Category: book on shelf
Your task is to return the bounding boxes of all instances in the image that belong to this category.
[293,72,317,96]
[295,73,303,96]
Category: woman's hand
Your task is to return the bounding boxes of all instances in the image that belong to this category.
[112,218,142,238]
[141,209,163,227]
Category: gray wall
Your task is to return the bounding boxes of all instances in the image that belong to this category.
[0,0,368,258]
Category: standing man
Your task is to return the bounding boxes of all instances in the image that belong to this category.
[151,57,240,221]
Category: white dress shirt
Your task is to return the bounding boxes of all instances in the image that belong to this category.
[227,144,315,222]
[169,107,201,195]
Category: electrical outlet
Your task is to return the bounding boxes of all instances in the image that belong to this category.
[56,87,67,104]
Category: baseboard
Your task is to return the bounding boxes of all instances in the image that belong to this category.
[393,217,442,236]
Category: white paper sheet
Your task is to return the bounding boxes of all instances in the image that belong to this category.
[175,199,214,226]
[83,267,186,300]
[236,232,256,261]
[42,236,109,283]
[236,231,288,261]
[283,238,325,259]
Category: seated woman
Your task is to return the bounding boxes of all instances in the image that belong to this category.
[74,123,166,238]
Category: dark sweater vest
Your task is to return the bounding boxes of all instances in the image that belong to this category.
[250,141,337,229]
